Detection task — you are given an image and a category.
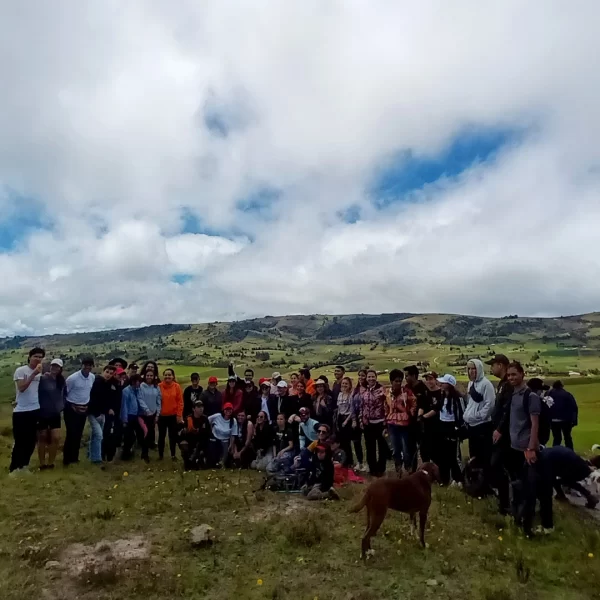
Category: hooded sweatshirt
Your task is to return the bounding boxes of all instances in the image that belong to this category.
[158,381,183,419]
[463,359,496,427]
[139,382,162,415]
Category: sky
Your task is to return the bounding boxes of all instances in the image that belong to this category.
[1,1,600,336]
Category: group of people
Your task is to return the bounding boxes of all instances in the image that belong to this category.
[8,349,597,525]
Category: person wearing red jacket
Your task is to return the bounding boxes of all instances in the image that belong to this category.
[158,368,184,461]
[224,376,244,414]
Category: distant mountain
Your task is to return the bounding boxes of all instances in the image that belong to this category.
[1,312,600,352]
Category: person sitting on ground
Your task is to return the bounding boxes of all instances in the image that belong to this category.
[232,409,255,468]
[290,407,320,450]
[180,400,210,470]
[251,411,275,470]
[330,435,346,465]
[303,443,339,501]
[266,413,295,474]
[294,424,332,472]
[224,376,244,415]
[313,379,333,427]
[37,358,66,470]
[183,373,204,419]
[199,376,222,417]
[208,402,238,468]
[120,375,150,461]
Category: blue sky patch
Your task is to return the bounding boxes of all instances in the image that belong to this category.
[236,186,281,218]
[0,190,54,251]
[370,126,522,208]
[171,273,193,285]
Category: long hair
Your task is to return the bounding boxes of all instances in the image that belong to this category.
[140,361,160,384]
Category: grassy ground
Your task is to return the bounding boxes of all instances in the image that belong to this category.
[0,348,599,599]
[1,455,600,600]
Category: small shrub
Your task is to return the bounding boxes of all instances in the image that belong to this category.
[93,508,117,521]
[284,515,324,547]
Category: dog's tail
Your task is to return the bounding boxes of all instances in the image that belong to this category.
[349,491,368,514]
[592,444,600,452]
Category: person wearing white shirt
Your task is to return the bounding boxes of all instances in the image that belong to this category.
[9,347,45,474]
[63,357,96,466]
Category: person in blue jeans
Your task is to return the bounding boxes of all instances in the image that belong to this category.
[87,365,119,464]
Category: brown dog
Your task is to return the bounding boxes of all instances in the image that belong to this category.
[350,462,440,557]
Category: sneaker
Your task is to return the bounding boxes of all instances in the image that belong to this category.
[534,526,554,535]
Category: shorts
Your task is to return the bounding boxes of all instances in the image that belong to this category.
[37,415,62,431]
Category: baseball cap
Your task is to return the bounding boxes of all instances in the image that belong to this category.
[437,374,457,386]
[191,372,200,380]
[50,358,63,368]
[314,379,326,386]
[193,399,204,407]
[227,375,237,381]
[259,377,270,387]
[129,363,139,370]
[485,354,509,366]
[316,444,328,453]
[223,402,234,410]
[272,372,281,379]
[277,380,288,389]
[208,376,218,384]
[115,367,126,376]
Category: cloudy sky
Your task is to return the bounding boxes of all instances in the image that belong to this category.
[1,1,599,335]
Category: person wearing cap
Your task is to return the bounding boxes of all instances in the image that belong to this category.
[109,357,128,370]
[546,380,578,450]
[303,443,338,501]
[228,362,256,393]
[199,376,222,417]
[180,400,210,470]
[36,358,65,470]
[419,372,442,463]
[208,402,239,467]
[127,362,139,379]
[270,371,282,395]
[63,357,96,466]
[436,374,465,486]
[312,379,333,427]
[224,375,244,414]
[183,373,204,420]
[87,364,120,464]
[269,380,298,423]
[291,407,320,450]
[256,379,275,423]
[9,347,45,474]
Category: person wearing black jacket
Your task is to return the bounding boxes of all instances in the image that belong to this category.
[268,381,298,422]
[183,373,204,419]
[486,354,514,514]
[228,362,257,392]
[304,443,339,500]
[546,381,578,449]
[243,380,262,422]
[87,365,119,464]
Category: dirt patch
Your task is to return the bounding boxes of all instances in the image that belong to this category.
[57,535,150,577]
[248,495,315,523]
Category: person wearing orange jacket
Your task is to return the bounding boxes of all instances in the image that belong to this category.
[158,368,184,460]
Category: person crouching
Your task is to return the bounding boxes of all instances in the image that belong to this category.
[303,443,339,501]
[179,400,210,470]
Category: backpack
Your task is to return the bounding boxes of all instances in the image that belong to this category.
[523,389,551,446]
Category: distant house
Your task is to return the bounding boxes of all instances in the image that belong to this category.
[568,371,581,377]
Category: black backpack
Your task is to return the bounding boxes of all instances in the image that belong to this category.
[523,389,551,446]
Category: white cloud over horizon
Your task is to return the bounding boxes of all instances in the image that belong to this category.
[1,0,600,335]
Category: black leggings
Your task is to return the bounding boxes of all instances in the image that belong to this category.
[158,415,179,458]
[437,421,463,485]
[335,416,354,467]
[551,422,573,450]
[363,422,388,476]
[9,410,40,472]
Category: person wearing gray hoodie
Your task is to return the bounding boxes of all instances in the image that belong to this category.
[464,359,496,477]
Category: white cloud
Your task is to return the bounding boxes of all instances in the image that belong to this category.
[0,1,599,334]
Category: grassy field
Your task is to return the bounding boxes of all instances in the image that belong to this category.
[1,331,600,599]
